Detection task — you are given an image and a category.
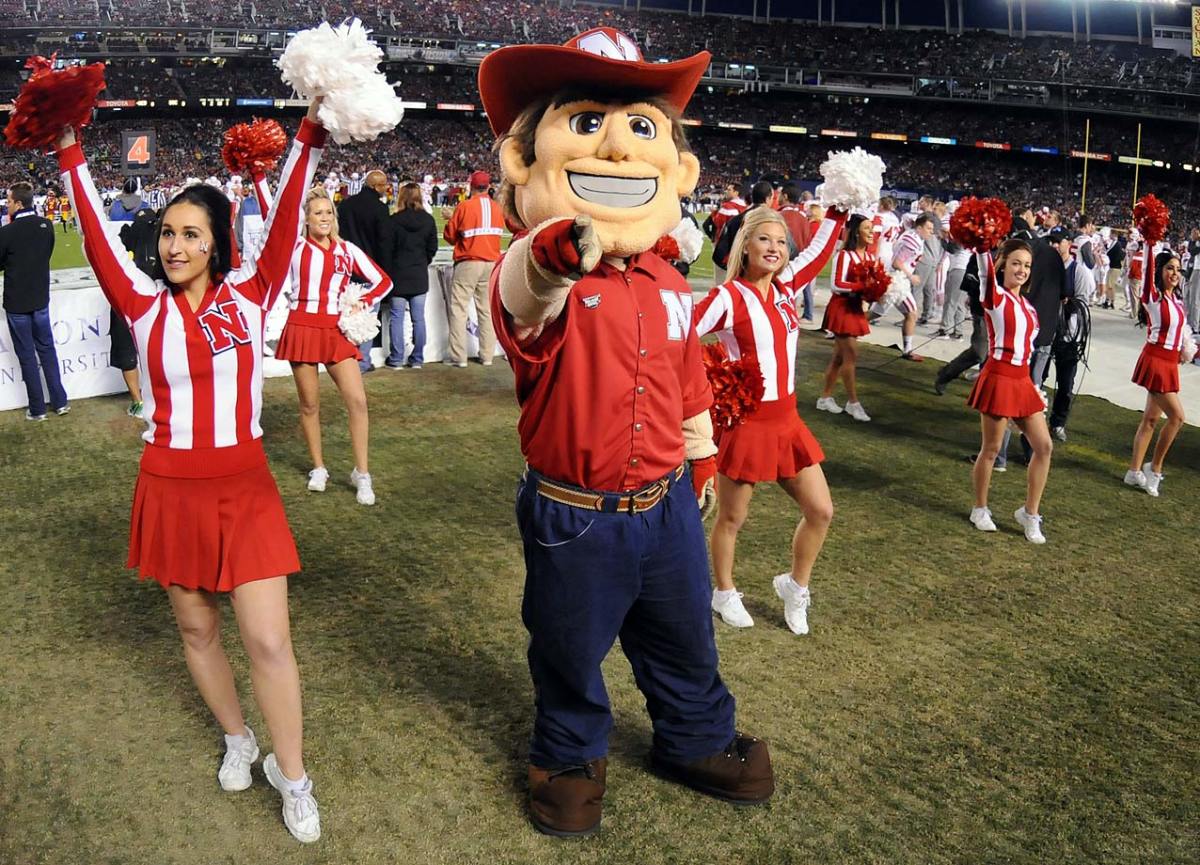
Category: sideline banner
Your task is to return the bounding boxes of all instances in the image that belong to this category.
[0,286,125,411]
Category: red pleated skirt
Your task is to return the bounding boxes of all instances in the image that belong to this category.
[127,459,301,592]
[1131,343,1181,394]
[716,398,825,483]
[967,360,1045,419]
[275,311,360,365]
[820,293,870,337]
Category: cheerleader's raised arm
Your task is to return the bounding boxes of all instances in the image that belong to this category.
[976,251,998,308]
[57,128,162,325]
[780,209,848,288]
[227,101,328,311]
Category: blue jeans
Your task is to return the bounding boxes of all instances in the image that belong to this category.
[357,302,384,372]
[6,308,68,416]
[386,293,426,366]
[801,282,814,320]
[516,466,735,767]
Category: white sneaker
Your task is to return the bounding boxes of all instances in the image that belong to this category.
[350,468,375,506]
[772,573,810,636]
[218,726,259,792]
[815,396,843,414]
[307,467,328,492]
[1014,507,1046,544]
[1123,469,1146,489]
[1143,462,1162,497]
[263,753,321,844]
[969,507,997,532]
[844,401,871,423]
[711,589,754,628]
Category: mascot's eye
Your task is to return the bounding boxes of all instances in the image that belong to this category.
[628,115,657,139]
[569,112,605,135]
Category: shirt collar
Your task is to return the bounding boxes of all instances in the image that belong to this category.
[13,208,35,219]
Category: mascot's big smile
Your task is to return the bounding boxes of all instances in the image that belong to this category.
[567,171,658,208]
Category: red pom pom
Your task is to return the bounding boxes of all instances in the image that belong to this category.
[847,258,891,304]
[1133,194,1169,246]
[221,118,288,175]
[651,235,681,261]
[702,342,765,430]
[949,196,1012,253]
[4,55,106,151]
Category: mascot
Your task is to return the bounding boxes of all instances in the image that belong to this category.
[478,28,774,837]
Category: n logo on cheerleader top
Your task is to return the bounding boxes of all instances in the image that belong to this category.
[198,299,252,355]
[569,28,643,62]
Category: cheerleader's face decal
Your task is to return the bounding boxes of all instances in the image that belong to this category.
[160,202,216,286]
[501,98,700,257]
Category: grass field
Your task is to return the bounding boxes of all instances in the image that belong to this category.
[0,334,1196,864]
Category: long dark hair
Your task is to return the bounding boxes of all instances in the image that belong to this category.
[844,214,869,252]
[1138,251,1180,327]
[995,238,1034,294]
[150,183,233,283]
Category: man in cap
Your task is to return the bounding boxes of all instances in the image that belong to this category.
[442,169,504,366]
[478,26,774,838]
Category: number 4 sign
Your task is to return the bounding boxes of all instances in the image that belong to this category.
[121,130,157,176]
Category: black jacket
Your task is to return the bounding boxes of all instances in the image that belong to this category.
[337,187,393,271]
[389,208,438,297]
[0,210,55,313]
[1013,220,1068,348]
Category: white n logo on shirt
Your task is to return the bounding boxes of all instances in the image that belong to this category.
[659,290,694,341]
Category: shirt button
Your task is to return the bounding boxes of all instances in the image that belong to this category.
[634,423,643,431]
[638,312,645,318]
[636,386,646,394]
[631,458,640,466]
[640,349,648,357]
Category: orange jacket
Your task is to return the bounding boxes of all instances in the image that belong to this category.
[443,193,504,262]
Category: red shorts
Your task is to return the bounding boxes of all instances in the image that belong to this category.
[821,293,870,337]
[716,398,825,483]
[967,360,1044,419]
[128,453,300,592]
[275,311,360,365]
[1131,343,1181,394]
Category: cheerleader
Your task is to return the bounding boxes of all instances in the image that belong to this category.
[695,205,846,635]
[816,214,875,422]
[967,241,1053,544]
[1125,250,1188,497]
[56,99,327,843]
[271,186,392,504]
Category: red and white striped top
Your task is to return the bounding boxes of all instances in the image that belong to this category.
[694,278,802,402]
[892,229,924,273]
[1141,248,1186,352]
[830,248,879,296]
[60,118,327,475]
[286,238,391,320]
[978,252,1039,367]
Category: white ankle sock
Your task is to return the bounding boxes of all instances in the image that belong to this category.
[224,728,252,748]
[903,335,914,352]
[713,588,737,603]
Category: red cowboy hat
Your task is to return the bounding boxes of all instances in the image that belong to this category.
[478,27,710,137]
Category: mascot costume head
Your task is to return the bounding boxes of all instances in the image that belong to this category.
[479,27,709,257]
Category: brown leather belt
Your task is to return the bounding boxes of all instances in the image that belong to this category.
[534,465,686,515]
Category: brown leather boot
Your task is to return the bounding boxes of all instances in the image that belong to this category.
[649,732,774,804]
[528,758,607,837]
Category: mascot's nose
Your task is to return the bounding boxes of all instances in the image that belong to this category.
[595,118,633,162]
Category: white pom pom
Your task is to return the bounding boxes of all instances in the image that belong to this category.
[278,19,382,97]
[669,216,705,264]
[815,147,886,212]
[338,284,380,344]
[319,74,405,145]
[882,269,913,307]
[279,18,405,144]
[1182,323,1197,364]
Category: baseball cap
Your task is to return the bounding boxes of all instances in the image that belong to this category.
[469,170,491,188]
[1046,227,1070,244]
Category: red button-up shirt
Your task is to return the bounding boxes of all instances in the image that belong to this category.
[491,252,712,492]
